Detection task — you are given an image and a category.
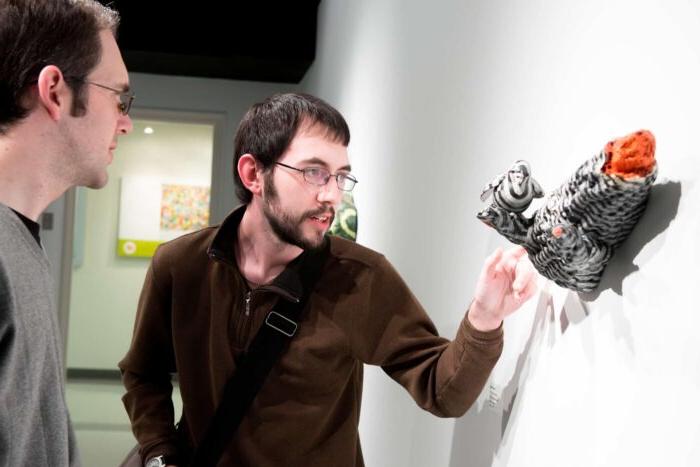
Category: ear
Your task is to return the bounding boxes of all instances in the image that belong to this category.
[237,154,265,196]
[36,65,71,121]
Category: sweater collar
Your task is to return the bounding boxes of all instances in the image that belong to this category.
[207,204,329,302]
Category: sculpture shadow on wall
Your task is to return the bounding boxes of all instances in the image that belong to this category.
[567,180,682,358]
[449,290,554,467]
[580,180,682,301]
[498,290,553,438]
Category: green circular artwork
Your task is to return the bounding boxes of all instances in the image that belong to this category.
[328,193,357,241]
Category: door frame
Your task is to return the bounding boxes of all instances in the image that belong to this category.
[57,108,227,366]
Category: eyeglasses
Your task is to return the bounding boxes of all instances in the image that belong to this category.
[82,80,135,116]
[30,77,135,116]
[275,162,358,192]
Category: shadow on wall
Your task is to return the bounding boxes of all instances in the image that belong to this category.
[448,180,682,467]
[449,291,555,467]
[581,180,682,301]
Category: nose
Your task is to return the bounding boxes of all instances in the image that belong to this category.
[317,179,343,207]
[118,113,134,135]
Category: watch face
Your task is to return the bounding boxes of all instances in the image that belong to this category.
[145,456,165,467]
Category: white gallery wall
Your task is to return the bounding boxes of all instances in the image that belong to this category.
[303,1,700,466]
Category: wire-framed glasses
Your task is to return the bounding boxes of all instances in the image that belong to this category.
[29,77,135,116]
[65,77,134,115]
[82,80,135,115]
[275,162,358,192]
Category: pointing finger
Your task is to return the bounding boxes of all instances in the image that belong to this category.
[513,255,535,291]
[484,247,504,277]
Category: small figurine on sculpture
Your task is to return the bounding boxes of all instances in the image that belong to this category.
[480,160,544,213]
[477,130,657,292]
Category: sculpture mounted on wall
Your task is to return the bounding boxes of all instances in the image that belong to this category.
[478,130,657,292]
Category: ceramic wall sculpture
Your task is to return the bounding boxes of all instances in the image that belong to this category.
[478,130,657,292]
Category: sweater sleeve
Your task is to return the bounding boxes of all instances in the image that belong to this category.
[351,255,503,418]
[118,248,182,462]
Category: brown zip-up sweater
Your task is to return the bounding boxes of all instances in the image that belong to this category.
[119,206,503,466]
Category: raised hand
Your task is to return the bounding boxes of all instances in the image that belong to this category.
[468,246,538,331]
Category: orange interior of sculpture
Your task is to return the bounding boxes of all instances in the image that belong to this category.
[602,129,656,178]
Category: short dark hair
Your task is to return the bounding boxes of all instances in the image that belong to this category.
[233,93,351,204]
[0,0,120,134]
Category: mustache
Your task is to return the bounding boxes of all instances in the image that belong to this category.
[304,207,335,218]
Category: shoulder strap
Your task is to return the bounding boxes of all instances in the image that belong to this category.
[189,241,330,467]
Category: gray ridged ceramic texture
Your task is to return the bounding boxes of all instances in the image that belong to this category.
[478,151,657,292]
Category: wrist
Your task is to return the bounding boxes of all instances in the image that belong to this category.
[468,301,502,331]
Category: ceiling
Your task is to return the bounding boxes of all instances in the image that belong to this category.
[102,1,322,83]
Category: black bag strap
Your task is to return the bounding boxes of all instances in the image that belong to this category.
[189,241,329,467]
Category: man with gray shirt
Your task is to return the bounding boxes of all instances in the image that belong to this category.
[0,1,133,465]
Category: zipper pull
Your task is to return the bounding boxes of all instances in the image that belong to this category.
[245,291,252,316]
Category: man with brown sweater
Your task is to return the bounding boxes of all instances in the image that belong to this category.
[119,93,536,467]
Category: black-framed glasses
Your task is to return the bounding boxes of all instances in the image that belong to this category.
[275,162,358,192]
[82,80,135,116]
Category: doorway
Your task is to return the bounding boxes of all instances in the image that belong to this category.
[63,112,219,465]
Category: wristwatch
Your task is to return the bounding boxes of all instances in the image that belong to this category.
[145,455,167,467]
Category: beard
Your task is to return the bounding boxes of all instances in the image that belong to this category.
[262,174,334,251]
